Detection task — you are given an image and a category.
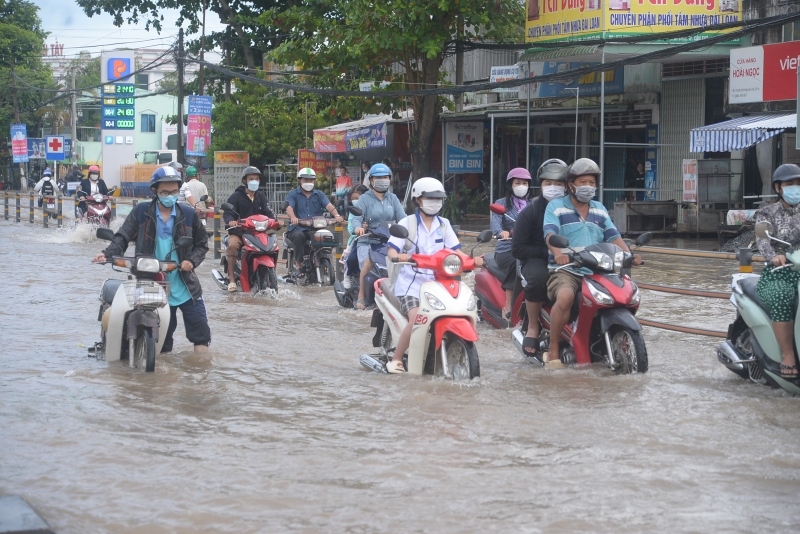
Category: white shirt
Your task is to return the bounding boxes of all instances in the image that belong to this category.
[90,180,99,194]
[180,179,209,207]
[388,212,461,298]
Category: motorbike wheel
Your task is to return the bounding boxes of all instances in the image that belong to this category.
[256,265,278,291]
[609,326,648,374]
[318,257,335,286]
[442,333,480,380]
[133,327,156,372]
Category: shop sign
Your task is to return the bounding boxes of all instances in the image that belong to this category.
[526,0,741,43]
[445,122,483,174]
[490,65,520,94]
[313,129,346,152]
[729,41,800,104]
[520,61,623,99]
[215,151,249,164]
[682,159,698,203]
[298,149,329,175]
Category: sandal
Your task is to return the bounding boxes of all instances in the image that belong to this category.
[522,335,540,359]
[386,360,405,374]
[542,351,564,369]
[356,298,367,310]
[780,364,798,379]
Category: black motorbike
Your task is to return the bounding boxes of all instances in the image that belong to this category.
[333,208,391,308]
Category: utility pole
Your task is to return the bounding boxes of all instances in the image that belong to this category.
[177,28,185,164]
[198,0,207,96]
[11,60,26,192]
[454,17,464,113]
[71,70,77,163]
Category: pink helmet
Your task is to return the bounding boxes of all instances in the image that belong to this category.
[506,167,532,183]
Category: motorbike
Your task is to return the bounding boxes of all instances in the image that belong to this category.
[211,202,282,293]
[76,187,117,226]
[281,202,339,285]
[333,207,391,308]
[474,203,524,329]
[360,225,493,378]
[511,232,652,374]
[41,194,59,220]
[89,227,192,372]
[717,221,800,394]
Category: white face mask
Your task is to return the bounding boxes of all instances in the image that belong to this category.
[90,174,99,181]
[512,184,529,198]
[420,198,443,215]
[542,184,565,201]
[300,182,315,192]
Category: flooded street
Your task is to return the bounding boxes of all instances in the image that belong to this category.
[2,218,800,533]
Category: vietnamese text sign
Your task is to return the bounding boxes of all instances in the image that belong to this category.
[730,41,800,104]
[313,129,346,152]
[298,149,329,176]
[345,123,386,151]
[214,151,249,165]
[520,61,624,99]
[187,95,213,157]
[446,122,484,174]
[526,0,741,43]
[683,159,698,203]
[490,65,520,94]
[100,83,136,130]
[11,124,28,163]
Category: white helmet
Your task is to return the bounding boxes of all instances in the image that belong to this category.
[411,177,447,199]
[297,167,316,179]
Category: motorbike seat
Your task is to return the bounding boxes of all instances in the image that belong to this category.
[379,278,403,313]
[739,277,770,317]
[483,252,507,282]
[101,279,124,304]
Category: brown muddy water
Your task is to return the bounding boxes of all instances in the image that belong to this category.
[1,216,799,533]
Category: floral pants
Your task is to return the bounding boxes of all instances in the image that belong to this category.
[756,265,800,322]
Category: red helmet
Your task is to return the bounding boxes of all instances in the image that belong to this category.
[506,167,532,183]
[88,165,100,173]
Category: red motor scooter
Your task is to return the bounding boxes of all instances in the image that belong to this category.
[511,232,652,374]
[77,187,117,226]
[211,202,282,293]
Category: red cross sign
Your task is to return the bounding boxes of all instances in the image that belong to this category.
[45,136,66,161]
[48,137,62,152]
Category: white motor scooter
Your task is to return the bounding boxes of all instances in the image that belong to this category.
[360,225,493,379]
[89,227,191,371]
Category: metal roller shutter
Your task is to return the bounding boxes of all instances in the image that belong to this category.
[658,79,705,201]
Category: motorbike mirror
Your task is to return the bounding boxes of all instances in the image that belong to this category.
[96,227,115,241]
[477,229,493,243]
[220,203,239,219]
[578,250,598,268]
[177,236,193,248]
[754,221,774,239]
[389,224,409,239]
[548,234,570,249]
[281,200,290,211]
[634,232,652,247]
[489,203,506,215]
[347,206,363,217]
[199,194,208,202]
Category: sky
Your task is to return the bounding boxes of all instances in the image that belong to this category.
[35,0,227,62]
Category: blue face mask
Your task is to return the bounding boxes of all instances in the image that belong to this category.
[158,195,178,208]
[783,185,800,206]
[247,180,260,191]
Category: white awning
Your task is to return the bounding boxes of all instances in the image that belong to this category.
[690,113,796,153]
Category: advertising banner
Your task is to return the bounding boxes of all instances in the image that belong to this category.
[11,124,28,163]
[446,122,484,174]
[298,149,329,176]
[26,138,71,160]
[344,123,386,151]
[526,0,741,43]
[520,61,624,99]
[490,65,520,94]
[730,41,800,104]
[214,151,249,165]
[644,124,658,201]
[313,129,346,153]
[682,159,698,203]
[186,95,213,157]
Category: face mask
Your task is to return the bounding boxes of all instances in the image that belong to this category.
[301,182,315,192]
[542,185,565,201]
[90,174,99,181]
[158,195,178,208]
[373,179,390,192]
[247,180,260,192]
[782,185,800,206]
[512,184,529,198]
[420,199,443,215]
[572,185,596,203]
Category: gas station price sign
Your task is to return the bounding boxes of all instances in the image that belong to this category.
[101,83,136,129]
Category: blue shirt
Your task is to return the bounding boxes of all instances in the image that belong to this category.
[286,187,330,232]
[543,196,621,275]
[490,196,531,255]
[154,204,191,306]
[351,190,405,235]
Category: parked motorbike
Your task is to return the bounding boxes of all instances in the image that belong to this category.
[333,207,391,308]
[211,202,282,293]
[511,232,652,373]
[76,187,117,226]
[89,227,191,372]
[360,225,493,378]
[717,221,800,394]
[281,202,339,285]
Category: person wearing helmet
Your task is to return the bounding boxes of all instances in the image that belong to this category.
[222,166,278,292]
[77,165,109,220]
[34,168,57,207]
[754,163,800,379]
[91,166,211,353]
[384,177,484,373]
[284,167,343,277]
[179,166,212,211]
[508,160,569,357]
[66,162,84,183]
[350,163,407,309]
[542,158,640,367]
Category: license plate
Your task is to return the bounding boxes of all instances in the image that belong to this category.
[46,203,55,210]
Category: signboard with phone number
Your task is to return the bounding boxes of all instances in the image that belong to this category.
[101,83,136,130]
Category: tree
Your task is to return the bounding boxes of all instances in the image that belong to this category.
[264,0,523,180]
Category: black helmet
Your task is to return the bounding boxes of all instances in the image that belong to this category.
[537,159,568,183]
[566,158,601,182]
[772,164,800,186]
[241,166,262,182]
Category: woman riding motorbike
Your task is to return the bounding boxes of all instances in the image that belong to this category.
[755,163,800,379]
[343,185,369,289]
[77,165,109,220]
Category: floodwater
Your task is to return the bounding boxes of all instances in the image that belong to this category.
[2,211,800,533]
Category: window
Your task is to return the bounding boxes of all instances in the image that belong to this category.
[783,21,800,42]
[141,114,156,133]
[135,73,149,90]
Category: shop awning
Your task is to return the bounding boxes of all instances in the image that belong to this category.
[313,112,412,153]
[690,113,796,153]
[519,45,601,62]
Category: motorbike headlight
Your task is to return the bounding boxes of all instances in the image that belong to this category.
[136,257,161,273]
[442,254,462,276]
[586,280,614,306]
[614,251,624,270]
[93,194,104,202]
[253,221,268,232]
[424,292,446,310]
[590,251,614,272]
[630,285,641,305]
[313,218,327,228]
[467,294,477,311]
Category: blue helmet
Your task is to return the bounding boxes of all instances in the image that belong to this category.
[368,163,392,177]
[42,168,52,177]
[150,166,182,187]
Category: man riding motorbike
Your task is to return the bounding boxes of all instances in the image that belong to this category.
[511,159,568,358]
[179,166,212,212]
[284,167,343,278]
[77,165,109,220]
[350,163,406,309]
[34,168,56,207]
[223,166,278,292]
[91,166,211,354]
[542,158,641,367]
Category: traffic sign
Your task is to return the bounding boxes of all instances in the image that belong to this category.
[45,136,65,161]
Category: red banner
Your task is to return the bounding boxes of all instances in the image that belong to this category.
[298,149,329,175]
[313,130,346,152]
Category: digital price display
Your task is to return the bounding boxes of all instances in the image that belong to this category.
[101,83,136,130]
